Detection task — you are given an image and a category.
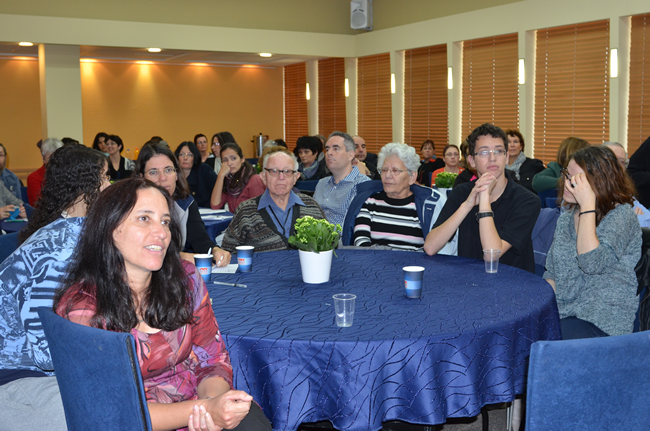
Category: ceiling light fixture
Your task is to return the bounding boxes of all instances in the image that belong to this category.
[148,48,162,53]
[259,53,272,58]
[19,42,33,46]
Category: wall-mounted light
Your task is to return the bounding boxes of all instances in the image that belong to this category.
[259,53,272,58]
[447,67,453,90]
[610,48,618,78]
[518,59,525,85]
[306,83,311,100]
[345,78,350,97]
[148,48,161,53]
[19,42,33,46]
[390,73,396,94]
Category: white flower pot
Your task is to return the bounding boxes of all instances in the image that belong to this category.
[298,249,333,284]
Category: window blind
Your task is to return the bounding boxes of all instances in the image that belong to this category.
[357,53,392,154]
[318,57,347,137]
[284,62,308,150]
[628,13,650,155]
[404,44,448,157]
[534,20,609,165]
[461,33,519,140]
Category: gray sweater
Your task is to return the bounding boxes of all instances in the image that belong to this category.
[544,204,641,336]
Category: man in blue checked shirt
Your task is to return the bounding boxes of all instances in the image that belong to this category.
[314,132,370,226]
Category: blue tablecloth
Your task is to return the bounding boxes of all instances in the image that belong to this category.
[207,250,561,431]
[0,220,27,234]
[201,212,233,241]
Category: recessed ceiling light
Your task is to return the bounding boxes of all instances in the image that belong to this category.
[259,53,272,58]
[148,48,161,53]
[19,42,33,46]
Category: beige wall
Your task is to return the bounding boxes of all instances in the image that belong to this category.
[81,61,284,158]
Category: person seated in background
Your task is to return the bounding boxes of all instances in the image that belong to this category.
[274,138,287,148]
[91,132,108,154]
[353,136,378,178]
[0,144,109,429]
[430,144,465,186]
[349,143,448,252]
[0,143,23,201]
[0,182,26,220]
[294,135,328,180]
[416,139,445,187]
[105,134,135,181]
[532,136,590,193]
[627,135,650,209]
[210,142,265,213]
[27,138,64,205]
[222,148,326,253]
[600,141,650,228]
[453,140,477,188]
[204,133,222,173]
[424,123,541,273]
[544,146,641,339]
[134,143,230,266]
[53,178,271,431]
[505,129,545,193]
[194,133,211,164]
[175,141,217,208]
[314,132,370,226]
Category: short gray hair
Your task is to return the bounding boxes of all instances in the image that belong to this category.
[602,141,627,157]
[328,131,355,152]
[262,148,299,171]
[377,143,420,173]
[41,138,64,156]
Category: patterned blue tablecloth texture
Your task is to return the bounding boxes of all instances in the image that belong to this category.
[208,249,561,431]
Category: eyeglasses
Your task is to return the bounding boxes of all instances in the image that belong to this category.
[146,168,177,178]
[104,141,117,147]
[445,152,459,157]
[380,168,409,176]
[474,149,507,158]
[264,168,297,177]
[178,152,194,158]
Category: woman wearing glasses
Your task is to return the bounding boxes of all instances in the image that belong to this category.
[135,143,230,267]
[344,143,449,252]
[544,146,641,339]
[221,148,326,253]
[210,143,265,213]
[430,144,465,186]
[174,141,217,208]
[203,133,223,174]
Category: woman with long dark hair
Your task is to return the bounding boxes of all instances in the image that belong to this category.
[91,132,108,154]
[134,143,230,266]
[210,143,265,212]
[174,141,217,208]
[544,146,641,339]
[54,178,270,431]
[106,134,135,181]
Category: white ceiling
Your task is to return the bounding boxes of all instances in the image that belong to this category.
[0,42,321,67]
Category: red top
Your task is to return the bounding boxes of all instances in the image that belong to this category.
[27,164,46,206]
[211,174,266,213]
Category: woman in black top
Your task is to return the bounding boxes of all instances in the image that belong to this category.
[174,141,217,208]
[106,134,134,180]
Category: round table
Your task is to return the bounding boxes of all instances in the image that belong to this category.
[207,249,560,431]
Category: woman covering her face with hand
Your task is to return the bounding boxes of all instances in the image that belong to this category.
[53,178,271,431]
[544,146,641,339]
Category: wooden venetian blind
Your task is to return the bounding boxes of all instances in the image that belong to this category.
[318,58,347,137]
[404,44,448,158]
[357,53,392,154]
[284,62,308,150]
[628,13,650,155]
[534,20,609,165]
[461,33,519,140]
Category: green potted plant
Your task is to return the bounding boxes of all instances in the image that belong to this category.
[288,216,341,283]
[434,172,458,189]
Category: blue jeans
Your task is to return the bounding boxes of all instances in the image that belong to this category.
[560,316,609,340]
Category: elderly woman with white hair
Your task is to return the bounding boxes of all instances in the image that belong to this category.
[344,143,449,251]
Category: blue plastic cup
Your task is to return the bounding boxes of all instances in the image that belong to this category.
[403,266,425,298]
[194,254,213,283]
[236,246,254,272]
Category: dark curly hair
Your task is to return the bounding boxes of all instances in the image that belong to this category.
[467,123,507,155]
[133,143,190,200]
[54,177,193,333]
[18,144,107,244]
[561,146,636,226]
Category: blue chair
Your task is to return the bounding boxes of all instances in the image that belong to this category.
[531,207,560,277]
[537,188,558,209]
[525,332,650,430]
[295,180,319,192]
[20,186,28,203]
[0,232,19,264]
[38,307,152,431]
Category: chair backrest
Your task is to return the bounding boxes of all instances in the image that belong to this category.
[295,180,319,192]
[0,231,19,264]
[526,333,650,430]
[38,307,152,431]
[20,186,28,203]
[531,207,560,277]
[537,188,558,209]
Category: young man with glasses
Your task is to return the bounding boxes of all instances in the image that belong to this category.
[424,123,540,273]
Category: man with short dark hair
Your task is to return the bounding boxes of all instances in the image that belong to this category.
[0,144,23,201]
[314,132,370,226]
[352,135,378,179]
[424,123,540,272]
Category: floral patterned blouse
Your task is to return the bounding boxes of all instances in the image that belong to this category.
[56,261,233,404]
